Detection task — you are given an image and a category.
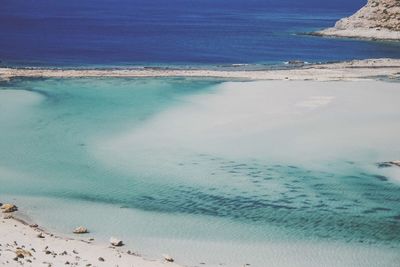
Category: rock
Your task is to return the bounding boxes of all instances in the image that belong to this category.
[163,254,174,262]
[73,226,88,234]
[1,203,18,213]
[288,60,305,65]
[377,160,400,168]
[315,0,400,40]
[37,233,45,238]
[109,237,123,247]
[30,224,38,228]
[98,257,105,262]
[4,214,13,219]
[15,248,32,258]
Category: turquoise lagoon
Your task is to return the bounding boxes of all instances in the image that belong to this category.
[0,78,400,266]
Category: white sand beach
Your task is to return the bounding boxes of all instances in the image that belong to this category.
[0,207,181,267]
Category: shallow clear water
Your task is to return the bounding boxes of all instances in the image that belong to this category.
[1,78,400,266]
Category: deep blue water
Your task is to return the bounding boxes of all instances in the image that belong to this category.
[1,0,400,67]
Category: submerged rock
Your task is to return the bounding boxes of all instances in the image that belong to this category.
[109,237,123,247]
[377,160,400,168]
[1,203,18,213]
[73,226,89,234]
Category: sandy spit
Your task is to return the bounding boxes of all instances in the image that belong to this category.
[1,58,400,81]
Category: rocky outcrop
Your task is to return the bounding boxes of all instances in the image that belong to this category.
[109,237,124,247]
[315,0,400,40]
[1,203,18,213]
[73,226,89,234]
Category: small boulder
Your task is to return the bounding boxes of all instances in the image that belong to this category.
[73,226,88,234]
[98,257,105,262]
[37,232,45,238]
[109,237,123,247]
[15,248,32,258]
[163,254,174,262]
[1,203,18,213]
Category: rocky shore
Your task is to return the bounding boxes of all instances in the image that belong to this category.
[0,203,181,267]
[1,58,400,81]
[315,0,400,40]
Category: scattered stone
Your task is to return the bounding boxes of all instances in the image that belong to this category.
[73,226,89,234]
[109,237,123,247]
[30,224,38,228]
[72,250,78,254]
[3,214,13,219]
[1,204,18,213]
[37,233,45,238]
[15,248,32,258]
[98,257,105,262]
[163,254,174,262]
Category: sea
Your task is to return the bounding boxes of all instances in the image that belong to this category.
[1,1,400,267]
[1,0,400,67]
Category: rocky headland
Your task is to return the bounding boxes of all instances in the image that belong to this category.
[315,0,400,40]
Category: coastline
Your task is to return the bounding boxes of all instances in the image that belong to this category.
[314,0,400,41]
[313,28,400,41]
[0,205,182,267]
[1,58,400,81]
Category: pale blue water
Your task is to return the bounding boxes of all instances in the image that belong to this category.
[1,78,400,266]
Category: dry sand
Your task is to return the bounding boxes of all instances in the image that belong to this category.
[0,208,181,267]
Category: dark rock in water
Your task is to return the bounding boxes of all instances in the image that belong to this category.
[377,160,400,168]
[372,174,388,181]
[288,60,305,65]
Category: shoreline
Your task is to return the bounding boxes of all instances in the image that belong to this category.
[1,58,400,81]
[0,204,182,267]
[313,28,400,41]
